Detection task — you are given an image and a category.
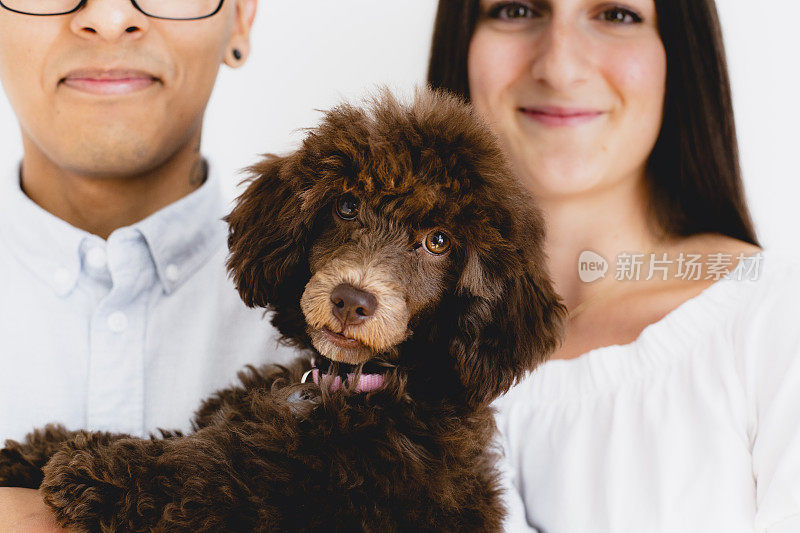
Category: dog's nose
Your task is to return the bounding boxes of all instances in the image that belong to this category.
[330,284,378,326]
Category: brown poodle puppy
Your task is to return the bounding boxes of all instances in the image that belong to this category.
[0,89,565,532]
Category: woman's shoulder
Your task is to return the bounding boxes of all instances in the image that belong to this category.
[669,234,798,324]
[496,240,798,408]
[670,240,800,402]
[726,247,800,345]
[655,235,800,352]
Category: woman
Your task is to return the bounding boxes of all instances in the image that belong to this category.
[429,1,800,531]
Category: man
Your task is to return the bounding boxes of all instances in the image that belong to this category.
[0,0,294,528]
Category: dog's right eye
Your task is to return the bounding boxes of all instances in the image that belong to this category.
[423,230,451,255]
[335,195,360,220]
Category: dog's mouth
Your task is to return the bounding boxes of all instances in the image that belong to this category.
[307,325,377,365]
[320,327,367,350]
[301,354,396,393]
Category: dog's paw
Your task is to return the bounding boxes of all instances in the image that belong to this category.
[0,446,45,488]
[39,438,126,530]
[285,387,322,418]
[274,383,322,419]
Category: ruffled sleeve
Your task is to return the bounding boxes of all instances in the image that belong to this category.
[735,254,800,532]
[493,394,538,533]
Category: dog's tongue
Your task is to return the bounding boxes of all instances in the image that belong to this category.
[309,368,384,393]
[302,357,387,393]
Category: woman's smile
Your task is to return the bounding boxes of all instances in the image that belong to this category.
[518,105,605,127]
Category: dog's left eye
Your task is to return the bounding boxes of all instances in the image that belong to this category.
[423,231,451,255]
[336,195,360,220]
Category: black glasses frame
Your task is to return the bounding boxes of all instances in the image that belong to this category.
[0,0,224,20]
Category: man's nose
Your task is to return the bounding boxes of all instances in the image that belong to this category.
[529,19,591,91]
[69,0,149,42]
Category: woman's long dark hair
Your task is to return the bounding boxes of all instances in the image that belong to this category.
[428,0,759,246]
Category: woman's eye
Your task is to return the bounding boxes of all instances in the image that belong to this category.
[423,231,452,255]
[335,195,359,220]
[597,6,642,24]
[488,2,536,20]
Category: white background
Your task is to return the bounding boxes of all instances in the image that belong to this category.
[0,1,797,256]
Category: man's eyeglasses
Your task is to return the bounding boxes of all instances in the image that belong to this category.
[0,0,224,20]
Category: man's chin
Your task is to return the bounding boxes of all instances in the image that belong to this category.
[309,328,375,365]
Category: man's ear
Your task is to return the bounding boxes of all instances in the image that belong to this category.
[224,0,257,67]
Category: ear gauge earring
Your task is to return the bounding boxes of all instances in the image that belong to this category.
[232,48,243,61]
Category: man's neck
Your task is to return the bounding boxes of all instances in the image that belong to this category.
[19,136,207,240]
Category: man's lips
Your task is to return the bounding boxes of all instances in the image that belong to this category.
[519,106,604,127]
[321,327,366,350]
[60,69,159,95]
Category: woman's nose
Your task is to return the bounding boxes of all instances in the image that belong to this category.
[529,20,591,91]
[69,0,150,42]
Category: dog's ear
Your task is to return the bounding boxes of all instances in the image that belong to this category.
[450,207,567,407]
[225,155,316,342]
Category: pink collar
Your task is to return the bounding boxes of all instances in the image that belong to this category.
[302,367,385,393]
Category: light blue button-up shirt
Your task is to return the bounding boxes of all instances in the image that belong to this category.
[0,162,297,442]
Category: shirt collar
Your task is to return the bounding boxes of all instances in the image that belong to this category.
[135,166,226,295]
[0,161,227,297]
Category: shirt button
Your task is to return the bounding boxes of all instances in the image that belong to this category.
[164,264,180,283]
[85,247,107,270]
[53,267,72,292]
[107,311,128,333]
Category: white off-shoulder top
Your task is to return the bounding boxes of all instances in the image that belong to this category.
[496,249,800,533]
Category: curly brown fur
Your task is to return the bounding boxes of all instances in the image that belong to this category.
[0,89,565,532]
[0,425,95,489]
